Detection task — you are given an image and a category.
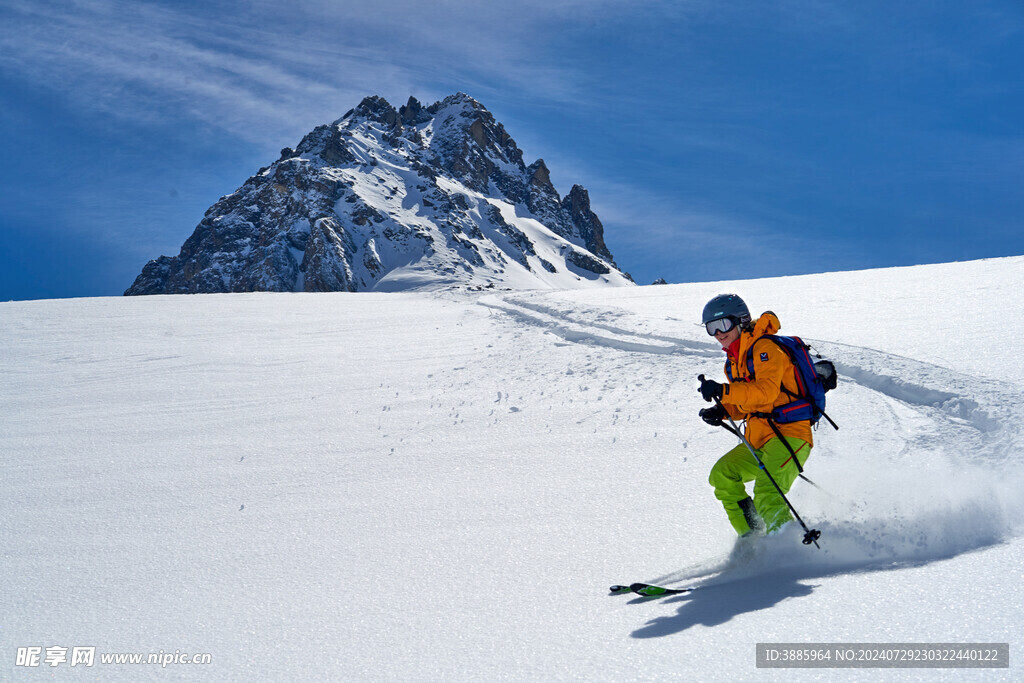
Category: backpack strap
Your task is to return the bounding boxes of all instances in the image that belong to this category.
[779,384,839,430]
[725,336,773,383]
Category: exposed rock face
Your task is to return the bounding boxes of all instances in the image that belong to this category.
[126,93,633,295]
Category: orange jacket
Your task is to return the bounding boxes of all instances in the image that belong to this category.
[720,311,814,451]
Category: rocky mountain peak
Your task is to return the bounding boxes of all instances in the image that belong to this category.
[399,96,432,126]
[344,95,401,127]
[562,185,612,263]
[125,93,633,295]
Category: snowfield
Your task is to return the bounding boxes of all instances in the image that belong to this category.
[2,256,1022,681]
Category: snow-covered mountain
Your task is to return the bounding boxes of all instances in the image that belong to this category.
[4,256,1022,679]
[125,93,633,295]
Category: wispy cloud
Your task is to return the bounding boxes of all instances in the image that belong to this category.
[589,180,799,261]
[0,2,402,145]
[0,0,672,149]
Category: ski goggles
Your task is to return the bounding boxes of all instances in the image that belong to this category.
[705,316,737,336]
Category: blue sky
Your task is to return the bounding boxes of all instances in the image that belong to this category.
[1,0,1021,300]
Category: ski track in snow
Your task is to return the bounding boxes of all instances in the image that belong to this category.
[483,290,1024,588]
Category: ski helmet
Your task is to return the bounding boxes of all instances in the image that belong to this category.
[702,293,751,327]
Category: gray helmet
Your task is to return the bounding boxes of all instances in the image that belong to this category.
[702,293,751,327]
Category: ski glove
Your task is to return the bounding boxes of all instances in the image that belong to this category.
[699,404,726,427]
[698,376,724,402]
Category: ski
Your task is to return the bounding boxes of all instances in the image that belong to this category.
[630,582,693,596]
[609,583,693,596]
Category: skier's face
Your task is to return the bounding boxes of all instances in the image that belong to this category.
[715,326,740,347]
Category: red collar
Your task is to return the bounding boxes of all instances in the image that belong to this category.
[724,337,741,359]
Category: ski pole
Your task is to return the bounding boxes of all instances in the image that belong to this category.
[699,375,821,548]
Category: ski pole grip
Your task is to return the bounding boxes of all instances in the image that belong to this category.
[698,374,728,410]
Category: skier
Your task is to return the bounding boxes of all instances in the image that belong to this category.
[697,294,812,537]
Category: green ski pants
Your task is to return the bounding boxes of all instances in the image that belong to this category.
[708,436,811,535]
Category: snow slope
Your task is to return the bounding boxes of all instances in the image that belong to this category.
[2,256,1022,680]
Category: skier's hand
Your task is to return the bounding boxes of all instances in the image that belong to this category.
[699,404,726,427]
[698,376,723,402]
